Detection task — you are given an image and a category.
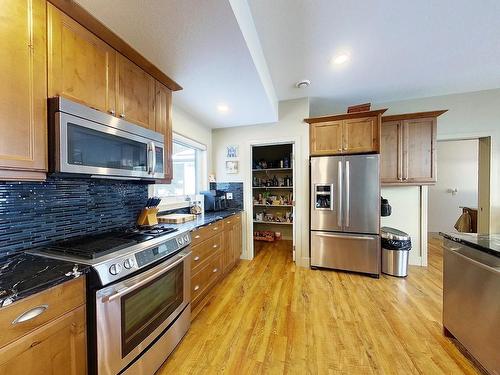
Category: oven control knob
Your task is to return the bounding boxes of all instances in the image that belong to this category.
[123,258,135,269]
[183,234,190,243]
[109,263,122,275]
[177,237,185,246]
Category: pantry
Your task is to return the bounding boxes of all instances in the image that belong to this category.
[251,143,295,259]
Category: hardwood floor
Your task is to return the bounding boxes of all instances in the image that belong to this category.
[158,238,481,374]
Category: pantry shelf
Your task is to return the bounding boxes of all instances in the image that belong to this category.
[253,221,293,225]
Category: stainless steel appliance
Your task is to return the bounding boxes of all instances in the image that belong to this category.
[443,238,500,374]
[49,96,164,180]
[30,226,191,375]
[201,190,228,211]
[310,155,380,276]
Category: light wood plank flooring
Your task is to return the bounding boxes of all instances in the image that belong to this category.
[158,238,480,374]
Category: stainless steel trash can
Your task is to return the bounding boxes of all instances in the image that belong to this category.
[381,227,411,277]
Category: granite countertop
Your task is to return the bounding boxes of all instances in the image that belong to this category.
[440,232,500,258]
[166,209,243,233]
[0,253,90,308]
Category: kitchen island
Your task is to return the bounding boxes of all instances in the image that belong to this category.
[440,232,500,375]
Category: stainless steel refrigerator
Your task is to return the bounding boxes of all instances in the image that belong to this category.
[310,155,380,276]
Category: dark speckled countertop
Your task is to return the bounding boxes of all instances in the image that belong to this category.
[440,232,500,258]
[0,253,90,308]
[165,209,243,233]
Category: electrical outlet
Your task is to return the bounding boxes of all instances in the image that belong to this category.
[226,192,233,200]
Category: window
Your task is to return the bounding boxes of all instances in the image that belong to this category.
[154,134,207,198]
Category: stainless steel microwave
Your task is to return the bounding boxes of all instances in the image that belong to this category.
[49,97,164,180]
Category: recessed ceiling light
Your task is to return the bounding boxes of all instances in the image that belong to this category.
[217,104,229,113]
[295,79,311,89]
[332,53,350,65]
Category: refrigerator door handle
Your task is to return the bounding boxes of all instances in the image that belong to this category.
[345,160,350,227]
[337,160,343,227]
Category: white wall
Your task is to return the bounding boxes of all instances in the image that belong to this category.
[212,98,310,266]
[381,186,423,265]
[172,104,212,181]
[428,140,478,233]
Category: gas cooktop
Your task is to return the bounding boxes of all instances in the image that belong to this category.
[39,226,179,260]
[28,225,190,286]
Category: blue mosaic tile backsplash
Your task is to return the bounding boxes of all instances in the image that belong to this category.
[209,182,244,209]
[0,177,148,255]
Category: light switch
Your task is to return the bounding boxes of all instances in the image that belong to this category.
[226,192,233,200]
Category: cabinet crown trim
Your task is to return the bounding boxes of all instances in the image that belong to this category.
[304,109,388,124]
[382,110,448,122]
[47,0,182,91]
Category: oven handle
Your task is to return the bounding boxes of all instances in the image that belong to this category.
[103,252,190,303]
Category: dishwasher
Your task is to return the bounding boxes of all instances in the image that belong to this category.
[443,238,500,375]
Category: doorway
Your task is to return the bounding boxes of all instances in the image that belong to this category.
[250,142,296,262]
[428,137,490,236]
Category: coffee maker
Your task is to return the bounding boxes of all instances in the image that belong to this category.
[201,190,228,212]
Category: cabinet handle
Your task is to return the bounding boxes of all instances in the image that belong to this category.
[194,256,200,261]
[213,268,218,273]
[120,113,126,118]
[213,244,218,248]
[343,146,347,150]
[12,305,48,325]
[194,235,200,239]
[194,285,200,291]
[226,221,231,224]
[213,227,218,231]
[109,110,116,115]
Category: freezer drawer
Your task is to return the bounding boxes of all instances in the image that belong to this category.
[443,239,500,375]
[311,231,380,275]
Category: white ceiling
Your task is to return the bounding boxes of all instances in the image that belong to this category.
[77,0,500,127]
[75,0,277,128]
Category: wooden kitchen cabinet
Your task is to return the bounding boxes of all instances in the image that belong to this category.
[0,0,47,181]
[309,121,343,155]
[0,277,87,374]
[306,109,387,156]
[0,306,87,375]
[117,55,156,129]
[155,81,174,182]
[190,213,243,318]
[381,110,447,185]
[223,213,243,275]
[47,3,116,115]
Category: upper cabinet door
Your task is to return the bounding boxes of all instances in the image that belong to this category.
[0,0,47,179]
[343,116,379,154]
[155,81,173,182]
[403,117,437,183]
[117,55,156,129]
[47,4,116,114]
[310,121,343,155]
[380,121,402,183]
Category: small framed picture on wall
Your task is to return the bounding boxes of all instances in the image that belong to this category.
[226,145,239,159]
[225,160,239,174]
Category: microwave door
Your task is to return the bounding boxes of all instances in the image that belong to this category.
[56,112,163,179]
[310,156,343,232]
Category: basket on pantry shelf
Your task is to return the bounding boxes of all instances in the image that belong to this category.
[254,230,275,242]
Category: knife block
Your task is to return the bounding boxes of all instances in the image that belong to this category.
[137,208,159,226]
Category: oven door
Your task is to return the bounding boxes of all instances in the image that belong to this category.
[55,112,164,179]
[95,250,190,375]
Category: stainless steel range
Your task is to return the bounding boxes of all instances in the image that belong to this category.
[29,225,192,375]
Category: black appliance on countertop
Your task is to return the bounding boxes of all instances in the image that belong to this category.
[201,189,228,211]
[28,225,192,375]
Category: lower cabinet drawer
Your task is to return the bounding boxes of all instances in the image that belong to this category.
[0,277,86,349]
[191,221,224,246]
[191,250,223,307]
[191,233,223,274]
